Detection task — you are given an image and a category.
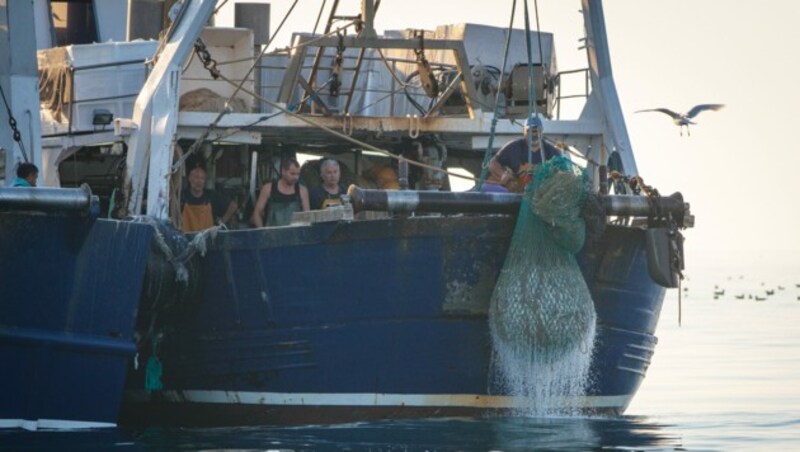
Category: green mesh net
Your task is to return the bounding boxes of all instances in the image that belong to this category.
[489,155,597,414]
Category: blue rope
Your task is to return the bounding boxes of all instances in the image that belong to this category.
[476,0,518,191]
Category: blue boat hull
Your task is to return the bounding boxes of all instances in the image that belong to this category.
[0,213,152,429]
[121,216,665,426]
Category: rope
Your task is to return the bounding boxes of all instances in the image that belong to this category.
[376,49,415,89]
[349,85,409,116]
[313,0,328,35]
[476,0,517,190]
[172,22,360,173]
[212,0,229,16]
[169,144,185,228]
[131,215,219,283]
[174,0,303,175]
[533,0,546,77]
[218,74,477,182]
[523,0,544,166]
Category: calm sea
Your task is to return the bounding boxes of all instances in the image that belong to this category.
[3,269,799,451]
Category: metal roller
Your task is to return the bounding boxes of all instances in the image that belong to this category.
[347,185,692,226]
[348,185,521,215]
[0,184,99,217]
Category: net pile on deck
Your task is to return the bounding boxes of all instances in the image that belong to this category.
[489,156,597,415]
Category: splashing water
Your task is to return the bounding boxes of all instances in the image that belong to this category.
[489,157,597,415]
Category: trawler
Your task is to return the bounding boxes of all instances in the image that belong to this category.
[20,0,691,426]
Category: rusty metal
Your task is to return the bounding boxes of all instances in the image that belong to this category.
[302,0,341,113]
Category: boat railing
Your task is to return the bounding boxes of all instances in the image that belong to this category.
[254,45,469,119]
[261,33,483,121]
[256,53,429,116]
[553,68,591,120]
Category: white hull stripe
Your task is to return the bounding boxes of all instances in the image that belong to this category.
[0,419,116,431]
[131,390,632,410]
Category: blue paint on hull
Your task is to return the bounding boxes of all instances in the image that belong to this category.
[0,213,152,428]
[579,226,666,402]
[122,217,666,425]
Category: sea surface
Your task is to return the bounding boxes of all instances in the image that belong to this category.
[3,269,799,451]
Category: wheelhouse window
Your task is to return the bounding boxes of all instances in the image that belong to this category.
[51,0,98,46]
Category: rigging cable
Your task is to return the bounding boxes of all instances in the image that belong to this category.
[217,73,477,182]
[475,0,517,190]
[523,0,545,166]
[212,0,229,16]
[533,0,546,77]
[172,0,303,174]
[313,0,328,35]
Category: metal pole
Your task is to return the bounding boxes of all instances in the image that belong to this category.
[348,185,691,225]
[0,184,98,216]
[360,0,377,38]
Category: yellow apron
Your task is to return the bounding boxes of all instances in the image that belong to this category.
[320,197,343,209]
[182,203,214,232]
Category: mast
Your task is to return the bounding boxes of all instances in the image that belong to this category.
[122,0,218,218]
[581,0,638,176]
[0,2,43,186]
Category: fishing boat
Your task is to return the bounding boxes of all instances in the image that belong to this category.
[0,3,154,430]
[27,0,692,426]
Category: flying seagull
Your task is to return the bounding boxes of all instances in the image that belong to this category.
[636,104,725,136]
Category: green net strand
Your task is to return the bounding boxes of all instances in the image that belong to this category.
[488,155,597,414]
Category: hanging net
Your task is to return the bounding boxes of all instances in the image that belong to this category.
[489,155,597,415]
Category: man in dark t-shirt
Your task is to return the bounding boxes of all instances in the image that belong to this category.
[483,117,560,192]
[310,159,347,210]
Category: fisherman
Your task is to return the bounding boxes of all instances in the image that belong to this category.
[482,116,560,193]
[365,164,400,190]
[252,158,310,227]
[310,158,347,210]
[12,162,38,187]
[181,164,238,232]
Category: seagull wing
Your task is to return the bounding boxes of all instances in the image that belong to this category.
[686,103,725,119]
[635,108,681,119]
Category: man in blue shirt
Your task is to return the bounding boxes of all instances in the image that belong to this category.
[12,163,38,187]
[482,117,559,193]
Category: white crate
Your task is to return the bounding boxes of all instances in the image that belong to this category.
[38,40,158,133]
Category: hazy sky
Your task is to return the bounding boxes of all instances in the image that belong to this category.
[218,1,800,274]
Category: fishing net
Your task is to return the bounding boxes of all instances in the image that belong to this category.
[489,155,597,415]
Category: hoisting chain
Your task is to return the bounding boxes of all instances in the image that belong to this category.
[330,32,346,97]
[413,30,439,98]
[607,171,660,197]
[194,38,221,80]
[0,83,29,162]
